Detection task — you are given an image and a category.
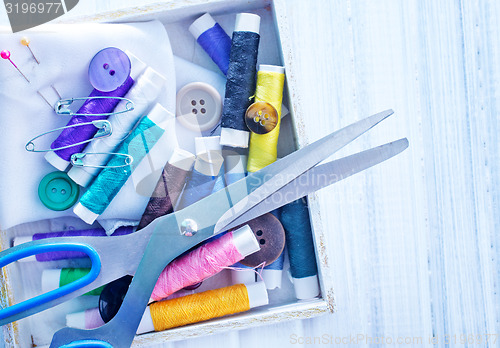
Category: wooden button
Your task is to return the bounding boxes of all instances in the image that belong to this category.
[237,213,285,267]
[245,101,278,134]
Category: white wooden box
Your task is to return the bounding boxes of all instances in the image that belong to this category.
[0,0,336,346]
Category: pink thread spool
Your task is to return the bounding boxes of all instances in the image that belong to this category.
[150,225,259,302]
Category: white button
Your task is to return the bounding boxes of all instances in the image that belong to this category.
[176,82,222,132]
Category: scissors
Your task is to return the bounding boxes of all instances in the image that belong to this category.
[0,109,408,347]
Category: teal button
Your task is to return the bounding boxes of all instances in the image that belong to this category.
[38,172,80,211]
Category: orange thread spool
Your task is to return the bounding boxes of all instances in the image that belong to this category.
[150,284,250,331]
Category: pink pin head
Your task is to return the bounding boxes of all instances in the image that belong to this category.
[1,50,11,60]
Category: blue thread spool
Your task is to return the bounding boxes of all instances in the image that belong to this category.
[220,13,261,149]
[190,13,232,75]
[74,104,168,224]
[262,209,285,290]
[176,136,223,209]
[280,198,320,299]
[224,155,257,285]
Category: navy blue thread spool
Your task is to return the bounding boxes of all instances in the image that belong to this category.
[189,13,232,75]
[281,198,320,299]
[220,13,261,149]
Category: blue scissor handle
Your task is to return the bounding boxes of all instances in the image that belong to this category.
[0,242,101,322]
[60,340,113,348]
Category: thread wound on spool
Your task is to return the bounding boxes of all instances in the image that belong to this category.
[150,230,246,302]
[176,151,223,209]
[59,268,105,296]
[281,199,318,279]
[137,150,194,230]
[194,17,231,75]
[31,227,133,261]
[220,28,260,148]
[50,77,135,164]
[150,283,250,331]
[68,67,166,187]
[77,115,165,219]
[247,68,285,173]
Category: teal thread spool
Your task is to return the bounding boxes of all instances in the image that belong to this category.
[74,104,168,224]
[280,198,320,299]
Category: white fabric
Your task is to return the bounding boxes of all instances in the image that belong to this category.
[0,21,176,230]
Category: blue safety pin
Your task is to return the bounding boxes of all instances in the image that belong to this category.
[25,120,112,153]
[71,152,134,168]
[55,96,134,117]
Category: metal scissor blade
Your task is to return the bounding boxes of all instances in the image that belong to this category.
[214,109,395,233]
[224,138,409,230]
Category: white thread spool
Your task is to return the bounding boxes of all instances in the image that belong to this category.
[68,67,166,187]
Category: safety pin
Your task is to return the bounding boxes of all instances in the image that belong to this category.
[55,97,135,117]
[25,120,112,153]
[71,152,134,169]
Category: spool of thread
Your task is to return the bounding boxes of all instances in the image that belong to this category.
[42,268,105,296]
[223,155,257,285]
[137,148,195,230]
[247,65,285,173]
[145,282,268,333]
[262,250,285,290]
[220,13,261,148]
[176,136,223,209]
[67,282,268,333]
[281,198,320,300]
[66,308,105,330]
[45,51,147,171]
[13,227,133,262]
[189,13,232,75]
[150,225,259,302]
[74,104,168,224]
[68,67,167,187]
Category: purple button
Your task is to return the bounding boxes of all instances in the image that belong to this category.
[88,47,131,92]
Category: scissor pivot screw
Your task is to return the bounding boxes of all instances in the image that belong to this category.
[180,219,198,237]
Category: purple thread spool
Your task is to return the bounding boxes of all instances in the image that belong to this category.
[45,49,146,171]
[13,226,134,262]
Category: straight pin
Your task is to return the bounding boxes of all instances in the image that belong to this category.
[37,91,53,108]
[21,37,39,64]
[1,50,30,83]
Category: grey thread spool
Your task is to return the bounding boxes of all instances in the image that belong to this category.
[220,13,261,148]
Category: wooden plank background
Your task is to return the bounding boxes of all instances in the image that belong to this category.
[1,0,498,346]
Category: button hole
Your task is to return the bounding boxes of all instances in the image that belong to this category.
[109,70,115,76]
[192,109,198,114]
[199,99,205,105]
[191,100,196,106]
[256,230,263,236]
[201,108,206,114]
[259,239,266,245]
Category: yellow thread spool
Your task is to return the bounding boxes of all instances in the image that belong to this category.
[149,283,250,331]
[247,65,285,173]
